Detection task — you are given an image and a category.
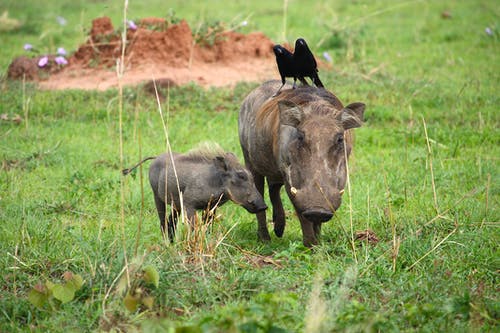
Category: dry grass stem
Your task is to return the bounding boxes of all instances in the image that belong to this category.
[315,182,349,243]
[481,174,491,228]
[22,74,29,131]
[304,274,327,333]
[417,186,480,234]
[383,173,398,272]
[343,139,357,263]
[188,21,202,70]
[281,0,289,42]
[102,263,128,318]
[365,186,370,263]
[407,228,457,271]
[115,1,130,306]
[133,127,144,257]
[422,117,439,213]
[345,0,424,29]
[150,76,186,245]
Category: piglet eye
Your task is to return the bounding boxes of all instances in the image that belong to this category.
[237,172,247,181]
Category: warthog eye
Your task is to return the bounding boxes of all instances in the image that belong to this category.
[335,133,344,146]
[236,171,248,181]
[296,130,305,144]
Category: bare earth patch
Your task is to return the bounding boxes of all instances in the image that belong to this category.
[7,17,277,90]
[39,57,275,91]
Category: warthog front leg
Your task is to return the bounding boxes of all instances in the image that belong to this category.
[254,173,271,241]
[269,182,286,237]
[298,214,320,247]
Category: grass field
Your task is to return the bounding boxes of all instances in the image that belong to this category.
[1,0,499,332]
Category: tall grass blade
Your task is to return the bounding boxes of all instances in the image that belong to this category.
[281,0,289,42]
[133,127,144,257]
[407,228,457,271]
[113,3,130,319]
[422,117,439,213]
[343,139,357,263]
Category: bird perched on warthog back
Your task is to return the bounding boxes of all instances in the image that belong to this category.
[273,45,308,94]
[272,38,324,95]
[122,143,267,241]
[293,38,324,88]
[239,80,365,247]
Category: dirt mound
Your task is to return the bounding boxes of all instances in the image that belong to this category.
[7,16,278,90]
[7,55,65,81]
[7,56,39,80]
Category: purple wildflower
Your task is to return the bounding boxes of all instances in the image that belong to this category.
[24,43,33,51]
[485,27,493,36]
[56,16,67,26]
[128,20,137,30]
[323,51,332,63]
[55,56,68,66]
[38,56,49,68]
[57,47,67,56]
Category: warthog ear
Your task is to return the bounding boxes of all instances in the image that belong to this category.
[278,100,303,128]
[339,102,365,129]
[214,156,229,172]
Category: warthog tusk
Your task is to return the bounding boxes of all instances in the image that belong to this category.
[339,189,345,195]
[290,187,298,195]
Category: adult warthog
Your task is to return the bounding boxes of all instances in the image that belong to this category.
[238,80,365,247]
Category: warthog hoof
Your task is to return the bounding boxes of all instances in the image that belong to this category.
[273,219,286,237]
[258,229,271,242]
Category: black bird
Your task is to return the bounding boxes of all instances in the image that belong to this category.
[293,38,324,88]
[273,45,308,95]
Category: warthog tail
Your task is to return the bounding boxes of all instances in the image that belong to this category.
[122,156,157,175]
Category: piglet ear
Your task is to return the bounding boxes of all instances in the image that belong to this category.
[339,102,365,129]
[279,100,303,128]
[213,156,229,172]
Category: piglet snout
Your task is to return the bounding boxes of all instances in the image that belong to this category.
[245,198,267,213]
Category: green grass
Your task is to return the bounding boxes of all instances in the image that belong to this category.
[1,0,499,332]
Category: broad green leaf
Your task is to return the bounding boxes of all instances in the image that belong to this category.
[239,321,260,333]
[268,326,288,333]
[142,296,154,309]
[116,274,128,295]
[123,292,139,312]
[66,274,84,291]
[28,289,48,309]
[45,280,55,292]
[143,265,160,288]
[175,326,203,333]
[52,284,75,304]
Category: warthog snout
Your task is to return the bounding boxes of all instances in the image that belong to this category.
[244,198,268,214]
[292,184,341,222]
[302,208,334,223]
